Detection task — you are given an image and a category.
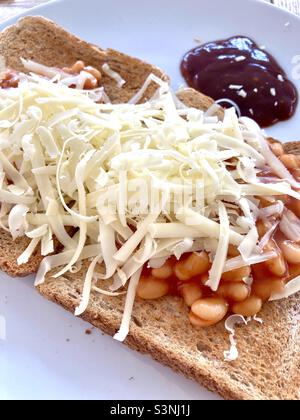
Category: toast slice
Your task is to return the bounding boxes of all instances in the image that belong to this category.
[1,16,299,400]
[38,262,300,401]
[0,17,219,278]
[0,16,168,103]
[37,87,300,400]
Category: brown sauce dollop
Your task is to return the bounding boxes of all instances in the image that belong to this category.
[181,36,298,127]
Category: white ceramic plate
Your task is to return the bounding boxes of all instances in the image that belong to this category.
[0,0,299,401]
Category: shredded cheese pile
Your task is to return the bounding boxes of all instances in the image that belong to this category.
[0,72,300,342]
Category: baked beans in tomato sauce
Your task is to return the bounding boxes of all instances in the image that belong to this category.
[0,70,19,89]
[137,143,300,328]
[0,61,101,90]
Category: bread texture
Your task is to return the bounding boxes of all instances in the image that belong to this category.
[0,15,168,277]
[0,16,168,103]
[37,88,300,400]
[0,16,221,278]
[38,263,300,401]
[0,230,43,276]
[0,16,299,401]
[36,88,300,401]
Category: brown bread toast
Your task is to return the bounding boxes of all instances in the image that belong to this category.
[38,262,300,401]
[0,16,299,401]
[37,89,300,401]
[0,16,168,103]
[0,16,217,277]
[0,15,168,276]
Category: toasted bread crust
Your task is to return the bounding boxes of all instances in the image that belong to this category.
[0,16,168,103]
[0,15,167,277]
[176,87,224,120]
[282,142,300,155]
[0,229,42,277]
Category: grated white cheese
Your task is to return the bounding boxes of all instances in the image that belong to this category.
[224,314,263,362]
[270,275,300,300]
[114,267,143,342]
[75,254,102,316]
[207,202,230,291]
[215,98,241,117]
[173,238,194,260]
[235,56,246,62]
[102,63,126,88]
[224,315,247,362]
[229,85,244,90]
[238,89,247,98]
[8,204,29,240]
[0,70,298,342]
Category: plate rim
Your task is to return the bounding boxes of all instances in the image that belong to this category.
[1,0,300,30]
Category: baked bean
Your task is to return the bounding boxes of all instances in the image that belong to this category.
[278,240,300,264]
[252,278,285,302]
[228,244,240,257]
[256,219,272,238]
[264,255,287,277]
[63,61,101,89]
[181,283,203,307]
[259,197,275,209]
[221,266,251,283]
[191,297,228,323]
[232,296,263,317]
[174,252,210,281]
[84,66,102,83]
[270,142,284,157]
[288,263,300,279]
[137,275,169,300]
[71,60,85,73]
[277,195,291,206]
[189,311,217,328]
[152,259,173,279]
[279,154,300,170]
[199,273,209,285]
[63,61,84,74]
[264,240,287,277]
[0,70,19,89]
[289,197,300,218]
[217,282,250,302]
[292,169,300,181]
[83,75,98,90]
